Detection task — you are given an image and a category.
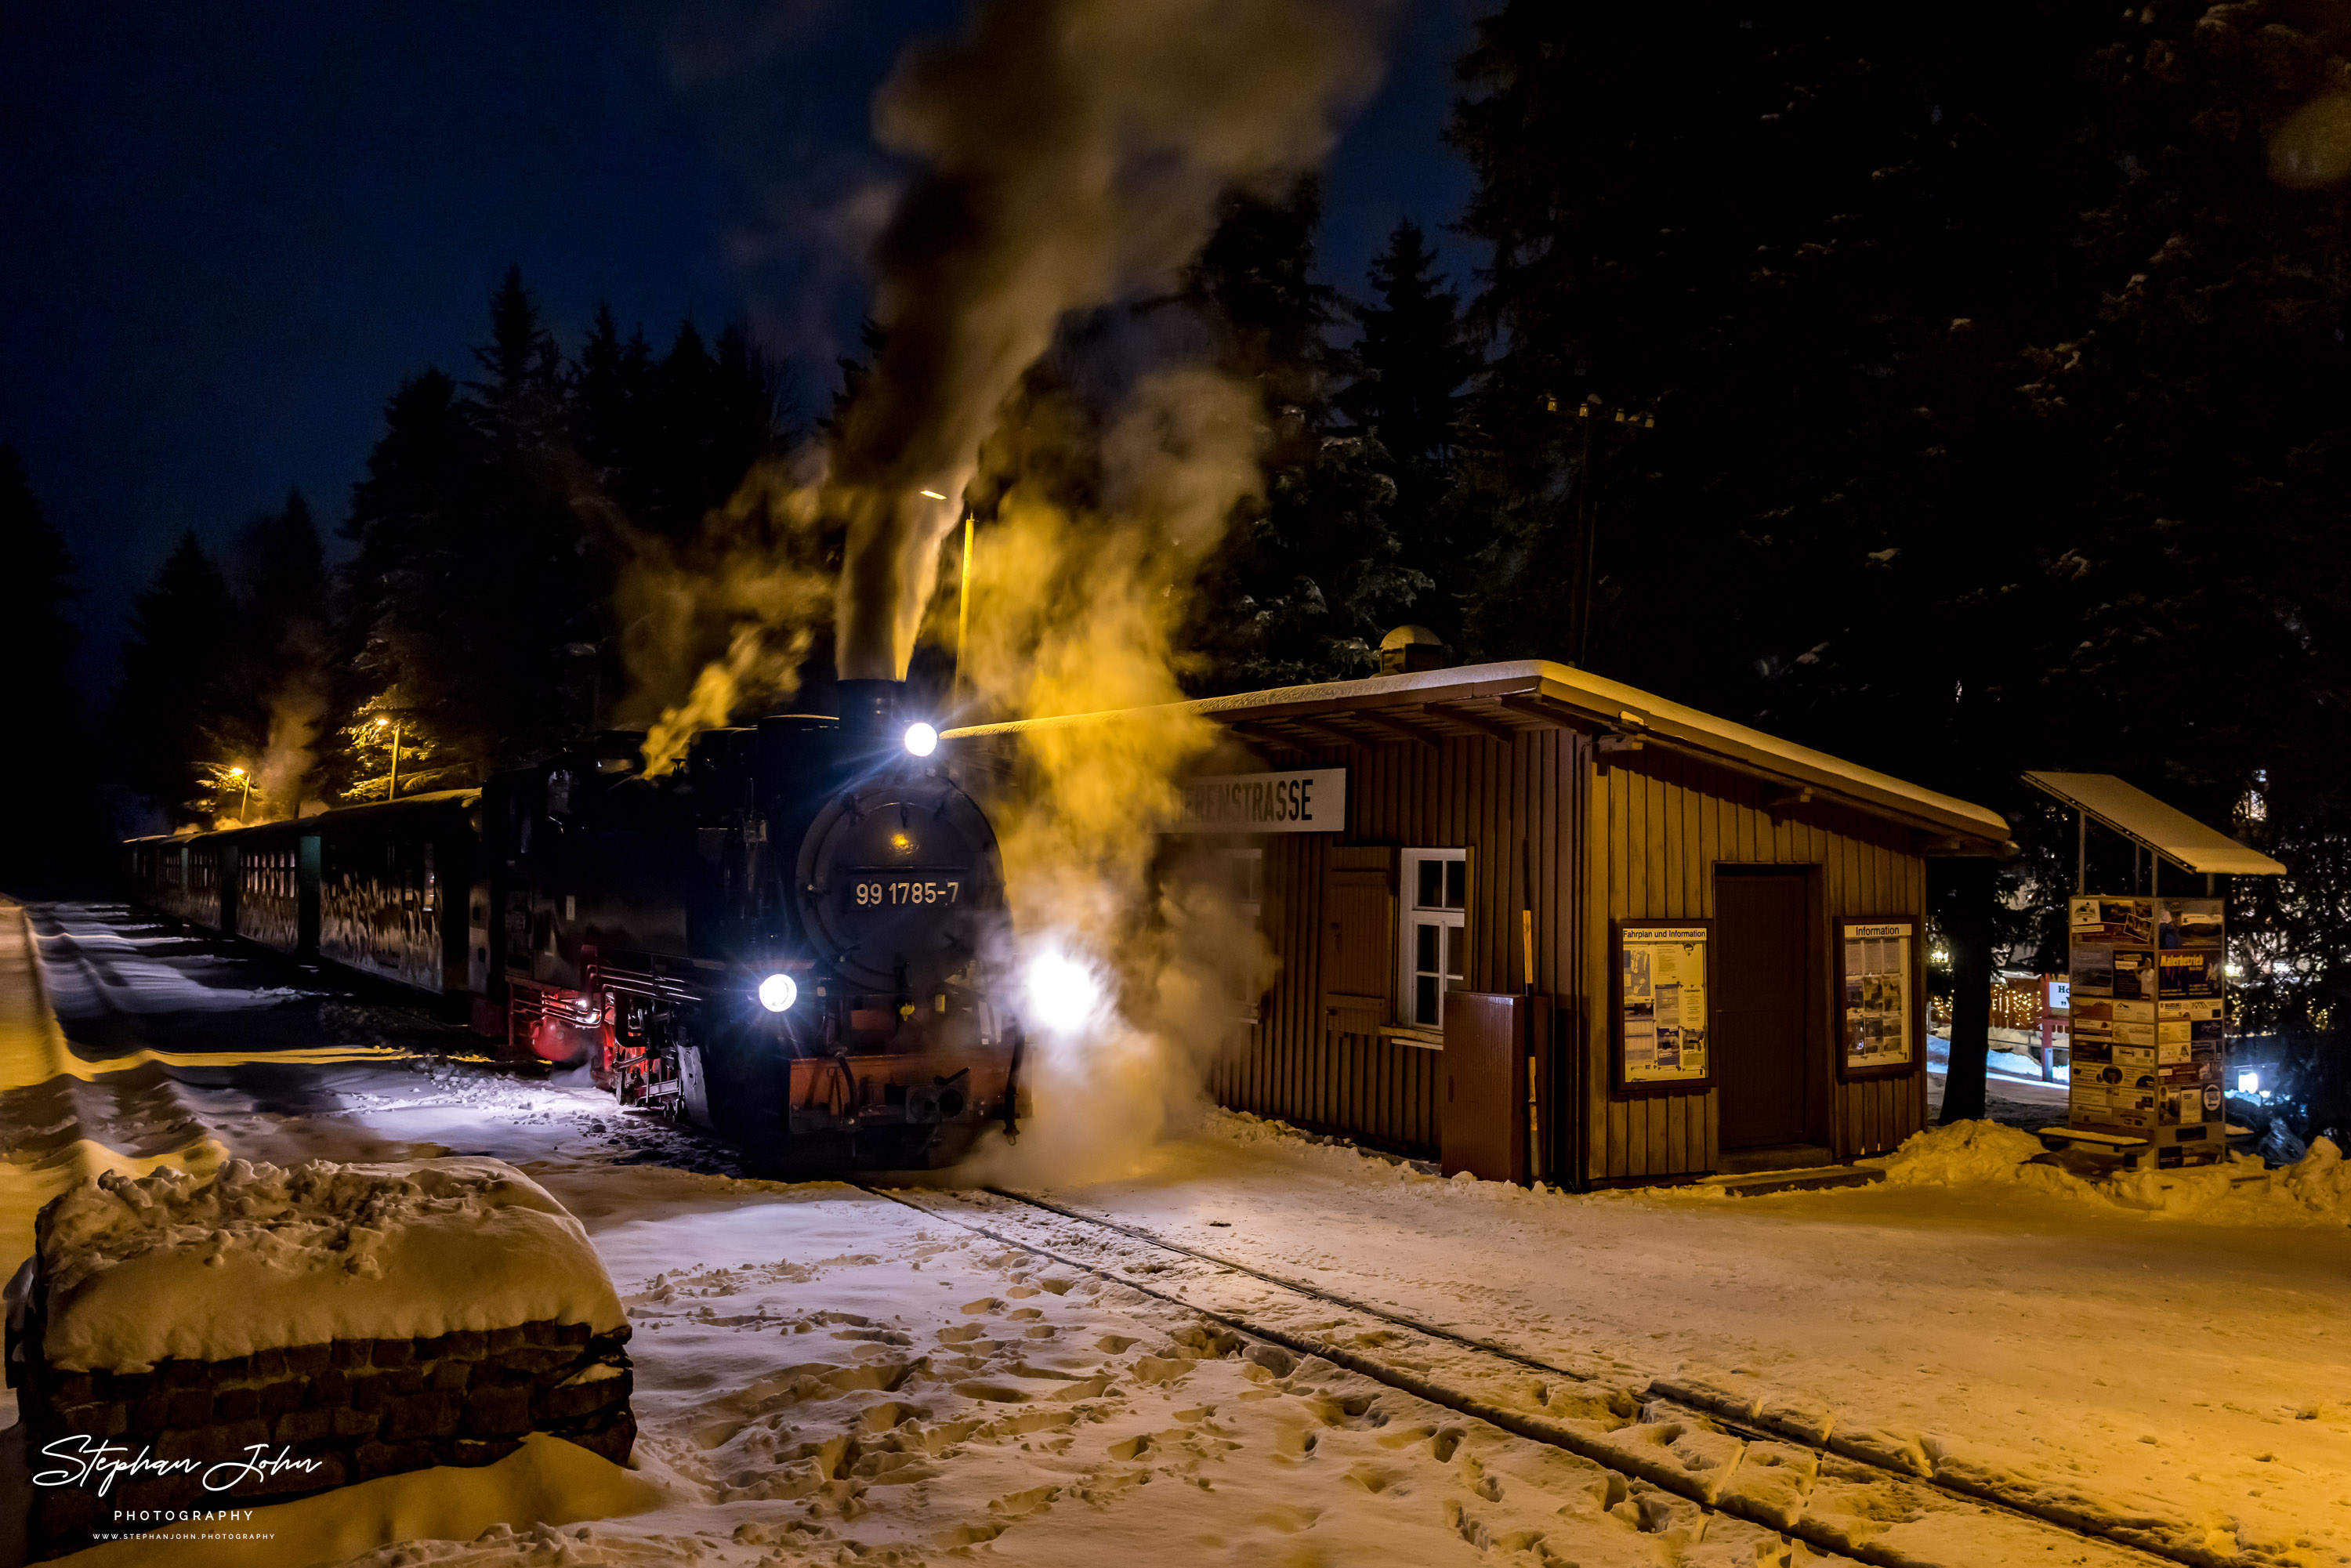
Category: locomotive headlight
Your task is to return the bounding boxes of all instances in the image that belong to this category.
[903,721,939,757]
[1024,948,1104,1034]
[756,973,799,1013]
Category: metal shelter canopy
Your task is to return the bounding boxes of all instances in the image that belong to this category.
[2022,771,2286,878]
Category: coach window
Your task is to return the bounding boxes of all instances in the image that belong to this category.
[1398,848,1467,1029]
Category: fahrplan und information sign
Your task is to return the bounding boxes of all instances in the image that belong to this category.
[1613,922,1713,1092]
[1171,769,1346,834]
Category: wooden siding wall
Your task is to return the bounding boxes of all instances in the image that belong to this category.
[1210,729,1589,1164]
[1586,747,1929,1182]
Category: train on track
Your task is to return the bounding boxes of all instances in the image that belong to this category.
[122,679,1027,1172]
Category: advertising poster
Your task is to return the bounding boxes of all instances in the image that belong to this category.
[2070,896,2154,947]
[1838,919,1918,1075]
[1616,924,1710,1090]
[2109,949,2158,1001]
[2067,893,2227,1137]
[2157,950,2223,998]
[2157,896,2224,948]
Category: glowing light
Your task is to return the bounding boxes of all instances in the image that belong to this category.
[757,973,799,1013]
[904,722,940,757]
[919,488,947,500]
[1024,949,1103,1034]
[2237,1070,2260,1095]
[227,767,245,778]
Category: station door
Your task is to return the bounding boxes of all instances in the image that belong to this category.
[1715,870,1809,1148]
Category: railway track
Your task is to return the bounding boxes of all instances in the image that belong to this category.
[871,1182,2218,1568]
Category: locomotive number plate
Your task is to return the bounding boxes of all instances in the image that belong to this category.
[853,878,962,907]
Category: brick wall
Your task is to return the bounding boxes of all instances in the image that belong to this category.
[9,1302,635,1559]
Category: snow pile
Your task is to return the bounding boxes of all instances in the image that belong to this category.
[1205,1110,1445,1186]
[1875,1119,2070,1187]
[37,1156,626,1371]
[1873,1120,2351,1226]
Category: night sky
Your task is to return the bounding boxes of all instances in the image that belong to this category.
[2,1,1481,698]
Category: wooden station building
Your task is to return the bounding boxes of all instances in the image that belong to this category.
[949,652,2011,1188]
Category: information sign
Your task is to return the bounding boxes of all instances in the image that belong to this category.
[1838,917,1920,1078]
[1612,922,1712,1093]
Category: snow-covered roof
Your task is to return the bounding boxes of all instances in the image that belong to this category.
[2023,771,2285,877]
[947,659,2009,849]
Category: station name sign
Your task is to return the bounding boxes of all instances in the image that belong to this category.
[1170,769,1346,834]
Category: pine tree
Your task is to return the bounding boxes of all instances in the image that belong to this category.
[460,268,597,765]
[1183,179,1422,690]
[0,446,92,878]
[633,321,788,538]
[573,304,654,496]
[338,367,489,791]
[114,532,235,819]
[1337,221,1479,642]
[209,491,331,817]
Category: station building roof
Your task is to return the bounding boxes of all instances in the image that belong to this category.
[945,659,2011,853]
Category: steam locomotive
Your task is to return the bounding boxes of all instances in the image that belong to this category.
[122,679,1026,1172]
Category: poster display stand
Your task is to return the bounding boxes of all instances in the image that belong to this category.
[2066,895,2227,1166]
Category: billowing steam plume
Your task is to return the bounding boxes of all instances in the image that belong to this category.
[955,366,1283,1181]
[611,458,834,775]
[629,0,1393,1178]
[828,0,1392,679]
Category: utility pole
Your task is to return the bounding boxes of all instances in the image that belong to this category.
[1549,395,1656,669]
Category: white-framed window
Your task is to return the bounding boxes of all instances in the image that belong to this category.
[1213,846,1265,921]
[1213,846,1266,1021]
[1398,848,1467,1029]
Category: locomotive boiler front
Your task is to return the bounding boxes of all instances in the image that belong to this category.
[796,772,1003,1001]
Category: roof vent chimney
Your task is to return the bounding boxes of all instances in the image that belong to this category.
[1378,625,1454,675]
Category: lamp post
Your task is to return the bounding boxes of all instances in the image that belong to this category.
[226,767,252,823]
[374,715,404,801]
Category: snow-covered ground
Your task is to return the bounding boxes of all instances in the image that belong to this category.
[5,903,2349,1568]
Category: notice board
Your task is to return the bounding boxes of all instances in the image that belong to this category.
[1613,922,1712,1094]
[1838,917,1920,1079]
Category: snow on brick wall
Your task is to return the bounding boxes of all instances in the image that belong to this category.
[30,1156,624,1370]
[3,1157,635,1559]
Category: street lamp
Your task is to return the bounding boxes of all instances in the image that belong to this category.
[226,766,252,822]
[374,715,404,800]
